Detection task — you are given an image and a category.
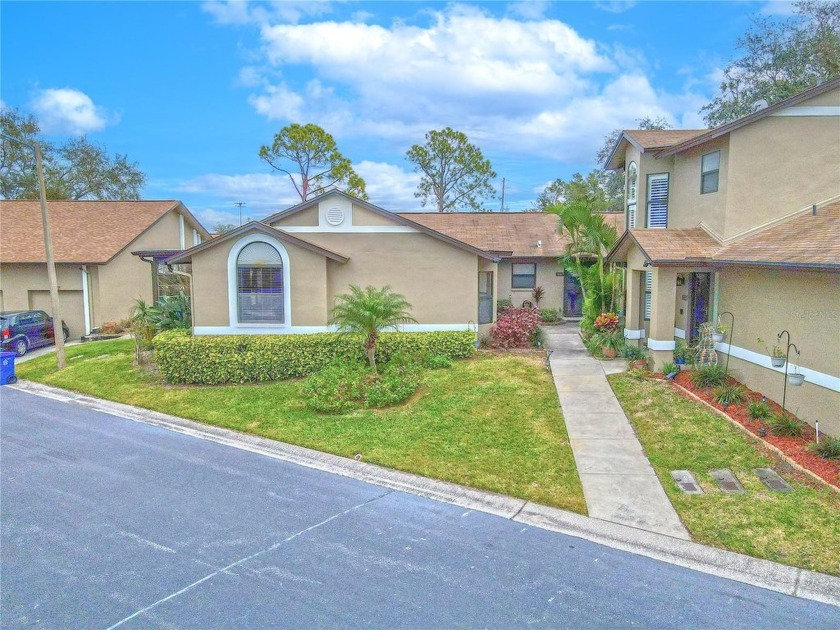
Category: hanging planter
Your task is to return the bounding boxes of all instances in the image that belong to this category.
[712,332,726,343]
[788,372,805,386]
[771,356,786,368]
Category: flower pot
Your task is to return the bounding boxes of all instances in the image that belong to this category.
[631,359,647,370]
[712,332,726,343]
[674,357,686,365]
[788,373,805,386]
[602,346,617,359]
[770,356,785,368]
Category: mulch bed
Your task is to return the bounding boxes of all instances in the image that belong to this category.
[670,370,839,490]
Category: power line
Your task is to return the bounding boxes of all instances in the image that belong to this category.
[234,201,246,226]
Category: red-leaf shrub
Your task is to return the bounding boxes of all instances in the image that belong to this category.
[594,312,619,332]
[490,307,542,349]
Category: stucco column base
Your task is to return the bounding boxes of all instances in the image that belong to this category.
[650,349,675,372]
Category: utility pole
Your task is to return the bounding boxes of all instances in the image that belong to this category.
[235,201,246,226]
[500,178,506,212]
[35,144,66,369]
[1,133,65,369]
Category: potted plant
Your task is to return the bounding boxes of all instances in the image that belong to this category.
[595,329,623,359]
[711,322,727,344]
[758,338,786,367]
[622,344,648,370]
[788,366,805,386]
[673,339,692,368]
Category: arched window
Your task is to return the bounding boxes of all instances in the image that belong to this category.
[236,242,284,323]
[626,162,638,228]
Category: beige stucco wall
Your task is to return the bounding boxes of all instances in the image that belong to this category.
[497,259,564,312]
[669,136,729,234]
[96,210,188,324]
[190,232,330,327]
[351,204,400,227]
[271,205,319,227]
[718,267,840,435]
[303,232,481,325]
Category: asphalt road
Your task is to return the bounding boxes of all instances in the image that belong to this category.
[1,388,837,629]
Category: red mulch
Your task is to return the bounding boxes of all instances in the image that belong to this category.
[670,371,839,489]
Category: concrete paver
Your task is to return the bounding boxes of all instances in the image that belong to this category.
[542,324,690,540]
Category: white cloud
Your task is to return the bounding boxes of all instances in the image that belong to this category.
[507,1,551,20]
[30,88,112,134]
[354,160,421,210]
[760,1,797,16]
[594,1,637,14]
[202,0,333,26]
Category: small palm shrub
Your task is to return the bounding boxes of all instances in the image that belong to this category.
[767,412,805,437]
[809,436,840,460]
[331,285,416,374]
[747,400,772,419]
[713,382,747,405]
[691,364,727,388]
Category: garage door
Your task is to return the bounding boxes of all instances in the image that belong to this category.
[28,290,85,340]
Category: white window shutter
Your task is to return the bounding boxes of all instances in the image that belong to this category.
[644,271,652,320]
[647,173,669,228]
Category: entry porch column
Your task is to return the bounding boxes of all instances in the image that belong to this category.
[648,266,678,370]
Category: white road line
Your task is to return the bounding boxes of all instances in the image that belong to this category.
[104,491,391,629]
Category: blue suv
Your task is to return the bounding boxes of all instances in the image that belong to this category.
[0,310,70,356]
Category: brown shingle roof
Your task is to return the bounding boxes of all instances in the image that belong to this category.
[0,200,184,264]
[623,129,707,150]
[623,228,720,262]
[716,201,840,267]
[397,212,626,258]
[607,201,840,270]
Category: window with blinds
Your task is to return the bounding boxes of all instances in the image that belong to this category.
[511,263,536,289]
[701,151,720,194]
[237,242,284,323]
[644,271,652,321]
[646,173,669,228]
[627,162,638,228]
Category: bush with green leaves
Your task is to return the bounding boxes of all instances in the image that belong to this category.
[539,308,559,323]
[591,329,624,353]
[690,364,727,388]
[621,344,647,361]
[426,355,452,369]
[747,400,772,419]
[713,382,747,405]
[303,360,420,413]
[767,412,805,437]
[809,436,840,460]
[153,329,474,385]
[661,362,679,376]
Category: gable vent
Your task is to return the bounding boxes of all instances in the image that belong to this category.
[325,206,345,226]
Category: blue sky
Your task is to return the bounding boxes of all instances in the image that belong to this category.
[1,1,795,226]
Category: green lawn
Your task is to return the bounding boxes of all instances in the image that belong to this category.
[19,340,586,514]
[609,373,840,576]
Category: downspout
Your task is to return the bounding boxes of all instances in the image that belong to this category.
[169,267,194,330]
[81,265,92,335]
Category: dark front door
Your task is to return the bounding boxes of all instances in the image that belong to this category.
[478,271,494,324]
[563,273,583,317]
[688,272,712,342]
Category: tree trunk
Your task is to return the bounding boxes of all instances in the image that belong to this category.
[366,331,378,374]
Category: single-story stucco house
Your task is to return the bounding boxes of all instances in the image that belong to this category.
[166,191,625,338]
[0,200,209,338]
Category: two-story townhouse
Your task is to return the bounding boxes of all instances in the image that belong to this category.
[605,78,840,436]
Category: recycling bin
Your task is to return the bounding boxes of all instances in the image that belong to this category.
[1,351,17,385]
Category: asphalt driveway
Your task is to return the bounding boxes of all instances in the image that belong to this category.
[1,387,837,629]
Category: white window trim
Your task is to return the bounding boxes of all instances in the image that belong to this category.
[227,234,292,329]
[179,214,186,249]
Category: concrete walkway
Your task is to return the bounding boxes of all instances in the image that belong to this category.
[543,325,690,540]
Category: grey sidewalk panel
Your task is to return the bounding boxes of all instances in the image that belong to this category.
[556,391,626,415]
[570,439,655,475]
[561,413,639,439]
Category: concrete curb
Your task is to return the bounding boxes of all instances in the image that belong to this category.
[9,379,840,608]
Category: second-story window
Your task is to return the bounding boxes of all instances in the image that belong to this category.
[626,162,638,228]
[646,173,669,228]
[701,151,720,194]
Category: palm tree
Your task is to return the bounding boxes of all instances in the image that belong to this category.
[331,285,416,373]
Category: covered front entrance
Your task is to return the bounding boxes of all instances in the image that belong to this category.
[563,273,583,318]
[687,272,712,342]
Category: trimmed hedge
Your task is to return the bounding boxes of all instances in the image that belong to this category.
[152,329,475,385]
